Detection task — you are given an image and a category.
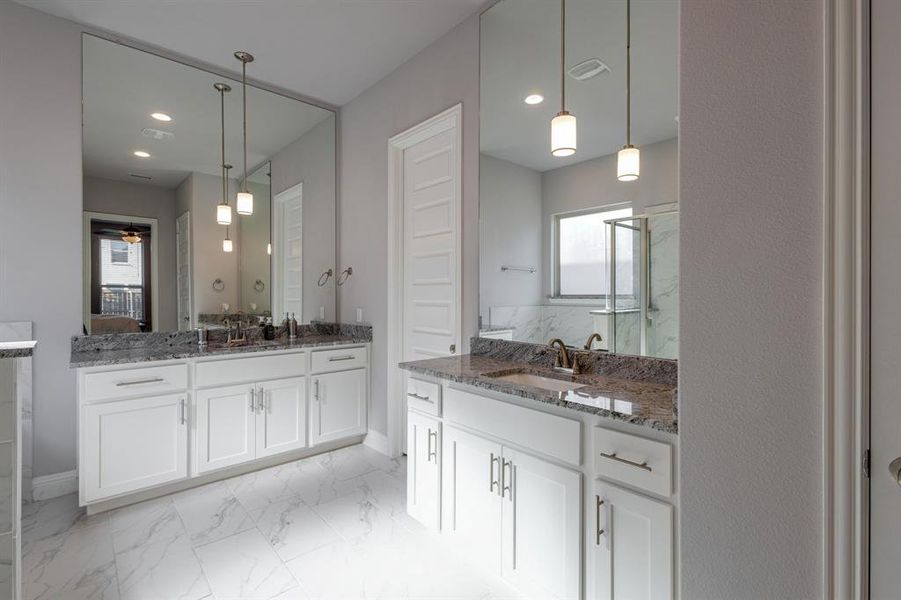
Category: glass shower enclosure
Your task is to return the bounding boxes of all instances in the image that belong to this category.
[605,210,679,359]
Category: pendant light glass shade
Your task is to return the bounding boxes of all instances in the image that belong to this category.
[236,191,253,216]
[216,202,233,225]
[617,145,640,181]
[223,237,233,253]
[551,111,577,157]
[267,242,272,256]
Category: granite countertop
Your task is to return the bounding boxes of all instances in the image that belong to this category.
[0,340,37,359]
[400,353,677,433]
[70,335,368,368]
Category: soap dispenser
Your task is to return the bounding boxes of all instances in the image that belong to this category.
[288,313,298,339]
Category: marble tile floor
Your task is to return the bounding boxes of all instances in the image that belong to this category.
[21,444,526,600]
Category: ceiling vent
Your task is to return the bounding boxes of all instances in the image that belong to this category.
[568,58,610,81]
[129,173,153,180]
[141,127,174,141]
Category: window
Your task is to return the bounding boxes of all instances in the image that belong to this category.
[554,206,632,297]
[109,240,130,264]
[99,238,145,321]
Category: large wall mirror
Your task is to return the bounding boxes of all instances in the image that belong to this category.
[81,34,336,334]
[479,0,679,359]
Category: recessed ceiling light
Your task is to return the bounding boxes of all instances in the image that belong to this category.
[524,94,544,105]
[151,112,172,122]
[133,150,151,158]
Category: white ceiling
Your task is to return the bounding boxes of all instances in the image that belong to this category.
[83,35,333,189]
[16,0,488,106]
[480,0,678,172]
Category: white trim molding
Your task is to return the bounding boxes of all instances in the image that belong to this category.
[823,0,870,598]
[32,470,78,502]
[363,429,390,456]
[386,103,463,459]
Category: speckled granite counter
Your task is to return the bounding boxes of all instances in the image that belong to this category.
[0,340,36,359]
[70,323,372,368]
[400,345,677,433]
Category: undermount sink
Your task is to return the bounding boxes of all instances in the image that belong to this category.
[487,370,586,393]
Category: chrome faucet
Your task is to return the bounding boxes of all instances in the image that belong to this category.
[547,338,572,370]
[584,332,604,350]
[224,319,246,345]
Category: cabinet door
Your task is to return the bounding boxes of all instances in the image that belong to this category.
[406,410,441,530]
[82,394,187,502]
[195,384,256,474]
[591,480,673,600]
[310,369,367,445]
[441,425,503,575]
[501,448,581,600]
[256,376,307,458]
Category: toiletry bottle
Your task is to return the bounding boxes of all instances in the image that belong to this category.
[263,317,275,340]
[289,313,298,339]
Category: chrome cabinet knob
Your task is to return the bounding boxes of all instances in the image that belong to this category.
[890,457,901,486]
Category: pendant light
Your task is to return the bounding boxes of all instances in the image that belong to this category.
[617,0,640,182]
[551,0,576,157]
[223,164,234,252]
[214,83,233,225]
[235,51,255,216]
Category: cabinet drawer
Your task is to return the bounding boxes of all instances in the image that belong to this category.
[195,352,305,388]
[83,364,188,402]
[311,346,367,373]
[593,427,672,497]
[443,387,580,466]
[406,377,441,416]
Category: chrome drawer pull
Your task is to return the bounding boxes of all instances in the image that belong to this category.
[427,429,438,462]
[502,459,513,501]
[407,392,431,402]
[595,495,607,547]
[179,398,187,425]
[599,451,652,472]
[328,355,356,362]
[249,388,256,412]
[116,377,165,387]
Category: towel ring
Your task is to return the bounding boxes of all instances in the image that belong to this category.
[254,279,265,293]
[337,266,353,286]
[317,269,333,287]
[212,278,225,292]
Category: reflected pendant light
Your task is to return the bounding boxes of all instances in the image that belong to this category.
[551,0,576,157]
[223,225,233,253]
[214,83,233,225]
[235,51,255,216]
[617,0,640,182]
[223,164,234,252]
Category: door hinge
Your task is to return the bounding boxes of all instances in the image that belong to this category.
[863,449,871,478]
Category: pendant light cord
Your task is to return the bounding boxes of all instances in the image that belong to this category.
[220,87,227,205]
[560,0,566,112]
[242,60,248,194]
[626,0,632,147]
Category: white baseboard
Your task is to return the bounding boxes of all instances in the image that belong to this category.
[364,429,390,456]
[32,470,77,501]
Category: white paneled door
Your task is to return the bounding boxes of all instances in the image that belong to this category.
[195,385,256,474]
[406,410,441,530]
[274,183,303,320]
[255,376,307,458]
[871,0,901,592]
[388,104,462,456]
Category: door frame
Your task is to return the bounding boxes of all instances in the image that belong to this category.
[176,211,193,330]
[823,0,869,597]
[82,211,160,334]
[386,103,463,458]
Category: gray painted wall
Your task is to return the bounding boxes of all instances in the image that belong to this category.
[679,1,823,597]
[83,176,178,331]
[0,1,82,478]
[271,116,338,322]
[541,138,678,297]
[340,15,480,434]
[479,154,543,320]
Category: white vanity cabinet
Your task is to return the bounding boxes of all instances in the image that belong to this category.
[404,375,677,600]
[440,424,581,600]
[77,343,369,508]
[309,347,368,445]
[194,375,307,474]
[405,410,441,530]
[81,391,189,503]
[590,480,673,600]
